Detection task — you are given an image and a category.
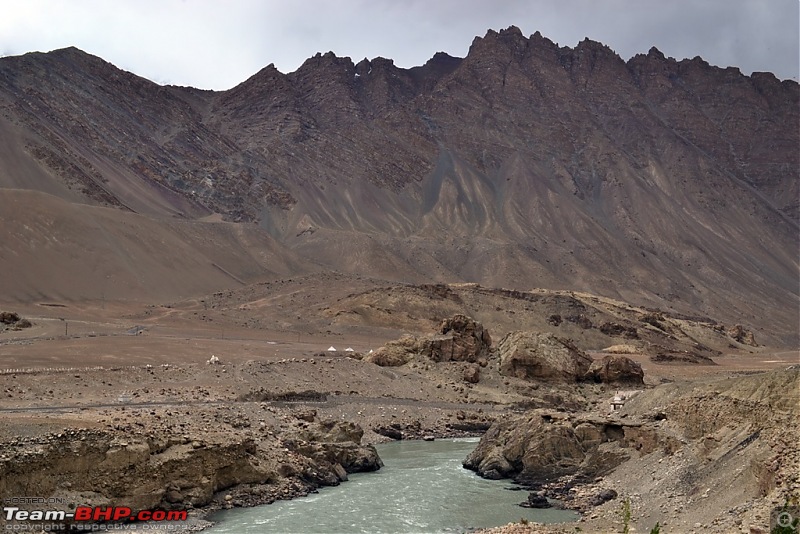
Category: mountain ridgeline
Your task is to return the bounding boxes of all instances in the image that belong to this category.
[0,26,797,344]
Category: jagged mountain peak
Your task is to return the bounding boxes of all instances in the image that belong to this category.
[414,51,462,73]
[297,51,357,72]
[231,62,286,86]
[468,25,530,56]
[214,61,293,117]
[429,51,459,62]
[529,30,559,49]
[354,56,396,73]
[574,37,619,56]
[478,25,526,41]
[496,25,525,38]
[646,45,667,59]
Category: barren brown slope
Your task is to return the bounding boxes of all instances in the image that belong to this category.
[160,273,774,351]
[0,28,797,343]
[0,189,314,302]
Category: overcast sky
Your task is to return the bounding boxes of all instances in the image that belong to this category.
[1,0,797,90]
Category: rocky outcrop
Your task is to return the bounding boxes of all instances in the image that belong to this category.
[497,332,592,382]
[465,369,800,529]
[0,312,20,324]
[585,355,644,385]
[463,411,674,485]
[0,420,381,516]
[727,324,758,346]
[363,335,417,366]
[283,440,382,484]
[295,419,364,444]
[0,311,32,330]
[264,419,383,484]
[421,315,492,362]
[598,322,639,339]
[365,315,491,367]
[0,430,270,513]
[521,492,551,508]
[464,411,637,484]
[373,425,404,440]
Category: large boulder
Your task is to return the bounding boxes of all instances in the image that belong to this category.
[463,412,628,485]
[363,335,417,367]
[0,311,20,324]
[584,355,644,385]
[521,492,551,508]
[364,315,492,366]
[463,364,481,384]
[420,314,492,362]
[297,420,364,444]
[290,420,383,475]
[497,332,592,382]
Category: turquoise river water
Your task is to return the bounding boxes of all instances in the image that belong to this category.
[206,438,578,534]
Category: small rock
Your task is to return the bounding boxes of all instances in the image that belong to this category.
[521,493,551,509]
[463,364,480,384]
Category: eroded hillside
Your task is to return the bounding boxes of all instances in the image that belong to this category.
[0,27,797,343]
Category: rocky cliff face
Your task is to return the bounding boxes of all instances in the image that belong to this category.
[0,419,382,524]
[497,332,592,382]
[365,314,492,366]
[462,409,668,484]
[463,368,800,529]
[0,27,797,342]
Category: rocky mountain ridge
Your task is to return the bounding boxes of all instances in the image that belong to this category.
[0,26,797,343]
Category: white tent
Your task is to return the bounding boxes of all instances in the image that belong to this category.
[345,347,355,352]
[327,346,337,352]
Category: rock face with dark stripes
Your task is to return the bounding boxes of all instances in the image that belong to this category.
[0,26,797,343]
[497,331,592,382]
[585,355,644,385]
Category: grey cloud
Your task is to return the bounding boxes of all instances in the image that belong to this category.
[0,0,796,89]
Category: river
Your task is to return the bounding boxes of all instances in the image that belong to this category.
[207,438,578,533]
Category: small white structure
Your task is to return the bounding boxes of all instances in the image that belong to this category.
[611,392,626,411]
[345,347,355,352]
[207,354,220,365]
[327,346,337,352]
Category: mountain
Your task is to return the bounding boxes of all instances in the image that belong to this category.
[0,27,797,344]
